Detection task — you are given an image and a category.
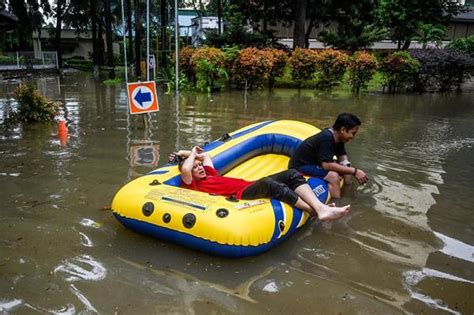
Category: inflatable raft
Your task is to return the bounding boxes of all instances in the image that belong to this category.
[112,120,331,257]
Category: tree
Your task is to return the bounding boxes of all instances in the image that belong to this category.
[377,0,464,50]
[414,23,447,49]
[104,0,115,78]
[8,0,51,50]
[318,0,387,51]
[293,0,307,48]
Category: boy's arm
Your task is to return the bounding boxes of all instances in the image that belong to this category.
[180,151,197,185]
[321,161,368,184]
[200,152,214,168]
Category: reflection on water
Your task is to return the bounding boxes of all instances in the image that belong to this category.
[1,73,473,313]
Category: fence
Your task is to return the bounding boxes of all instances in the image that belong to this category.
[0,51,58,70]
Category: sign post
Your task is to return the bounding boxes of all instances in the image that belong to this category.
[127,81,159,114]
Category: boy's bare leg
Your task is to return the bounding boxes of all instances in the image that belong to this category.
[294,184,350,222]
[324,171,342,199]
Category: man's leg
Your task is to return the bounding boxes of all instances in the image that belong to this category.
[294,184,350,221]
[324,171,342,199]
[247,170,350,221]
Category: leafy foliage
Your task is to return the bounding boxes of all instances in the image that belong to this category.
[377,0,463,49]
[179,46,196,84]
[314,49,349,90]
[262,48,289,89]
[447,35,474,54]
[190,47,227,93]
[6,84,59,124]
[347,51,378,93]
[318,0,387,51]
[414,23,447,49]
[288,48,318,88]
[379,51,421,93]
[231,47,274,90]
[410,49,474,92]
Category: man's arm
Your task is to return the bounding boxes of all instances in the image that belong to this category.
[179,146,214,185]
[180,150,198,185]
[321,161,368,184]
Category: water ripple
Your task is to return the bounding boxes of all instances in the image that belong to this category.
[54,254,106,282]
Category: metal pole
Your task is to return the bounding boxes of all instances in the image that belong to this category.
[146,0,150,81]
[16,52,20,69]
[120,0,128,83]
[174,0,179,95]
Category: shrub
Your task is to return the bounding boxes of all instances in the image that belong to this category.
[231,47,273,90]
[288,48,318,88]
[66,58,94,71]
[221,45,241,83]
[262,48,288,89]
[446,35,474,54]
[379,51,421,93]
[411,49,474,92]
[190,47,227,93]
[0,55,17,64]
[347,51,378,93]
[6,84,59,124]
[314,49,349,90]
[179,46,196,84]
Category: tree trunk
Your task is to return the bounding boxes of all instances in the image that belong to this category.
[217,0,222,34]
[304,17,316,48]
[134,0,142,78]
[402,39,411,50]
[293,0,307,49]
[126,0,133,63]
[104,0,115,79]
[90,0,98,65]
[97,13,105,66]
[55,0,65,69]
[160,0,168,72]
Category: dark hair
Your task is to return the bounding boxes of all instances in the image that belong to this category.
[332,113,361,131]
[177,156,185,171]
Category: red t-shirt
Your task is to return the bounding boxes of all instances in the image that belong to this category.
[181,165,255,199]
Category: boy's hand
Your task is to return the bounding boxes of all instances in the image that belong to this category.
[355,169,368,184]
[192,146,203,154]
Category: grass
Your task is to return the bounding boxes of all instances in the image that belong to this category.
[103,77,123,85]
[273,66,384,93]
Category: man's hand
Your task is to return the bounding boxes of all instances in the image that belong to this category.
[168,150,191,163]
[354,169,368,185]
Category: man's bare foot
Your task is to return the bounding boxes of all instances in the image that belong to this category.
[317,205,351,222]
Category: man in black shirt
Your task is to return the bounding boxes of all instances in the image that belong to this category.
[289,113,368,199]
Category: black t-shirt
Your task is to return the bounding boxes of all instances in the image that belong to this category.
[289,128,346,169]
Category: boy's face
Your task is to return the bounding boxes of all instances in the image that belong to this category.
[340,126,359,143]
[192,160,206,180]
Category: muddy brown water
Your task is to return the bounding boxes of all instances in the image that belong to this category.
[1,73,473,314]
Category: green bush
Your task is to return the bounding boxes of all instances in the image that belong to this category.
[179,46,196,84]
[231,47,273,90]
[314,49,349,90]
[347,51,378,93]
[447,35,474,54]
[221,45,241,83]
[288,48,318,88]
[0,55,17,64]
[190,47,227,93]
[5,84,59,124]
[379,51,421,93]
[263,48,288,89]
[66,58,94,71]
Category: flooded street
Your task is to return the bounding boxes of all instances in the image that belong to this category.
[1,73,473,314]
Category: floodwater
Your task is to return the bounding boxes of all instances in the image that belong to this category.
[1,73,473,314]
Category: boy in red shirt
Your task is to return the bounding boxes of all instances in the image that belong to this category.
[172,146,350,222]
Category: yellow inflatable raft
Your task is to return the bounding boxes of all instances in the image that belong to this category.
[112,120,331,257]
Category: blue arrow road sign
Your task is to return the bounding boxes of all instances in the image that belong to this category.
[134,88,152,107]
